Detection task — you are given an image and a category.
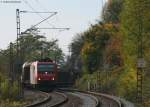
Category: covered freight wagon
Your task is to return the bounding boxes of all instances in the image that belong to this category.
[56,71,74,87]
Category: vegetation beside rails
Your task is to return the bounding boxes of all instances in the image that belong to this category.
[75,67,150,107]
[0,99,26,107]
[75,67,136,98]
[70,0,150,106]
[0,73,28,107]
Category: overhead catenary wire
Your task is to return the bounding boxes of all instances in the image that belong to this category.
[20,11,56,13]
[33,0,68,32]
[34,0,58,26]
[37,27,70,30]
[22,0,70,33]
[24,12,57,33]
[22,0,56,28]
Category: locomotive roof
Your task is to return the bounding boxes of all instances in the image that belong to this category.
[23,58,54,67]
[22,62,32,67]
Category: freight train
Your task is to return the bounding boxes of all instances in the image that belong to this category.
[21,58,74,88]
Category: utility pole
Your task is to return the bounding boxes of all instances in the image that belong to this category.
[16,9,20,57]
[16,9,22,74]
[16,9,24,99]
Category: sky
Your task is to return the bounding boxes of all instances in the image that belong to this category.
[0,0,107,55]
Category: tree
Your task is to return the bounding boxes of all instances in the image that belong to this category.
[64,34,85,73]
[102,0,124,23]
[121,0,150,105]
[0,29,64,76]
[16,29,64,62]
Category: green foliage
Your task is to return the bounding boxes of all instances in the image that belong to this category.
[0,100,26,107]
[0,74,28,106]
[116,68,136,101]
[143,70,150,107]
[0,79,10,99]
[80,23,122,73]
[18,33,64,62]
[0,28,64,64]
[121,0,150,104]
[0,78,20,100]
[11,81,20,99]
[75,73,97,91]
[121,0,150,58]
[102,0,124,23]
[62,34,85,73]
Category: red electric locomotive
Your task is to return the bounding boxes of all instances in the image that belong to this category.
[21,59,58,88]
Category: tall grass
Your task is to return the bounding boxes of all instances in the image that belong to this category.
[0,73,20,100]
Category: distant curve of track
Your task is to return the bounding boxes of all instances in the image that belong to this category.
[59,91,99,107]
[24,88,124,107]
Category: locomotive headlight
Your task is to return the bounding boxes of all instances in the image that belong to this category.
[52,77,55,80]
[38,77,41,80]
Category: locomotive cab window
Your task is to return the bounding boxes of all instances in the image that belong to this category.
[38,64,55,72]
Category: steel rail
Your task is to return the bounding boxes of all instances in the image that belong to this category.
[50,92,68,107]
[58,88,124,107]
[24,91,68,107]
[24,91,51,107]
[58,88,100,107]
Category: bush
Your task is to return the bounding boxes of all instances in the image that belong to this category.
[75,72,99,91]
[12,81,20,99]
[0,79,20,100]
[115,68,136,101]
[0,99,26,107]
[0,79,10,99]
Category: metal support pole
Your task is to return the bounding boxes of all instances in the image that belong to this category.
[16,9,24,98]
[16,9,20,57]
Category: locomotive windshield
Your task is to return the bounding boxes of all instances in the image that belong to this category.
[38,64,54,72]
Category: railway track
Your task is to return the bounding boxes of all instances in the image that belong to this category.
[58,89,120,107]
[24,88,134,107]
[87,92,121,107]
[24,89,99,107]
[59,91,99,107]
[24,89,51,107]
[25,91,68,107]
